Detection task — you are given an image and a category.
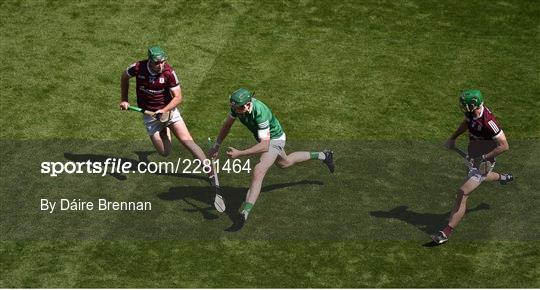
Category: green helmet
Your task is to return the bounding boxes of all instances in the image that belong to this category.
[230,88,253,106]
[147,45,167,62]
[459,89,484,112]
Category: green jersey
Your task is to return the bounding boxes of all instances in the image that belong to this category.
[230,98,284,141]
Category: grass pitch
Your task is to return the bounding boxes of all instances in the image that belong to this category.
[1,0,539,287]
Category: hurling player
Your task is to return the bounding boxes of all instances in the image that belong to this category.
[432,90,513,244]
[208,88,335,227]
[120,46,219,187]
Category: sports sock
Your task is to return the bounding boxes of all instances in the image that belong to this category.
[499,173,507,181]
[243,202,254,213]
[442,225,454,237]
[310,152,325,160]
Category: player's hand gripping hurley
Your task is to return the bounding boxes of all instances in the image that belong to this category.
[127,105,171,123]
[450,145,492,175]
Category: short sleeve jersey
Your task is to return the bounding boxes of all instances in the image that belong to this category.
[125,60,180,111]
[229,98,284,141]
[466,106,503,160]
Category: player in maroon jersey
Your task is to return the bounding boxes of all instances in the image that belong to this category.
[119,46,220,188]
[432,90,513,245]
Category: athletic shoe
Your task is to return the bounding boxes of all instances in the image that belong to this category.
[431,231,449,245]
[225,212,246,232]
[240,210,249,221]
[235,211,247,229]
[322,149,335,173]
[499,173,514,185]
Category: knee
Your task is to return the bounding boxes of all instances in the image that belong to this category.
[455,189,470,201]
[276,159,292,169]
[253,163,270,178]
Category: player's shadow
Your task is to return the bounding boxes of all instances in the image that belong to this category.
[63,151,207,182]
[369,202,490,236]
[158,179,324,230]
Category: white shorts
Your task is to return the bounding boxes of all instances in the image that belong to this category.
[269,133,286,157]
[143,108,182,135]
[467,161,496,183]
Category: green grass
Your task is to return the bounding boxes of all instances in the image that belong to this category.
[1,241,537,288]
[1,0,539,287]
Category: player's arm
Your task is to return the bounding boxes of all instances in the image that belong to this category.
[159,86,182,113]
[234,127,271,157]
[234,109,273,157]
[445,119,468,149]
[209,114,236,158]
[483,131,509,160]
[156,70,182,114]
[119,71,131,110]
[215,114,236,145]
[236,138,270,157]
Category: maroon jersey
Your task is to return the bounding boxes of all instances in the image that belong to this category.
[126,60,180,111]
[466,106,502,160]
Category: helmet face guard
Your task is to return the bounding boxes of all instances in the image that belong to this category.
[460,102,480,113]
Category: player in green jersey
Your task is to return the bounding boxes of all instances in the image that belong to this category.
[208,88,334,227]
